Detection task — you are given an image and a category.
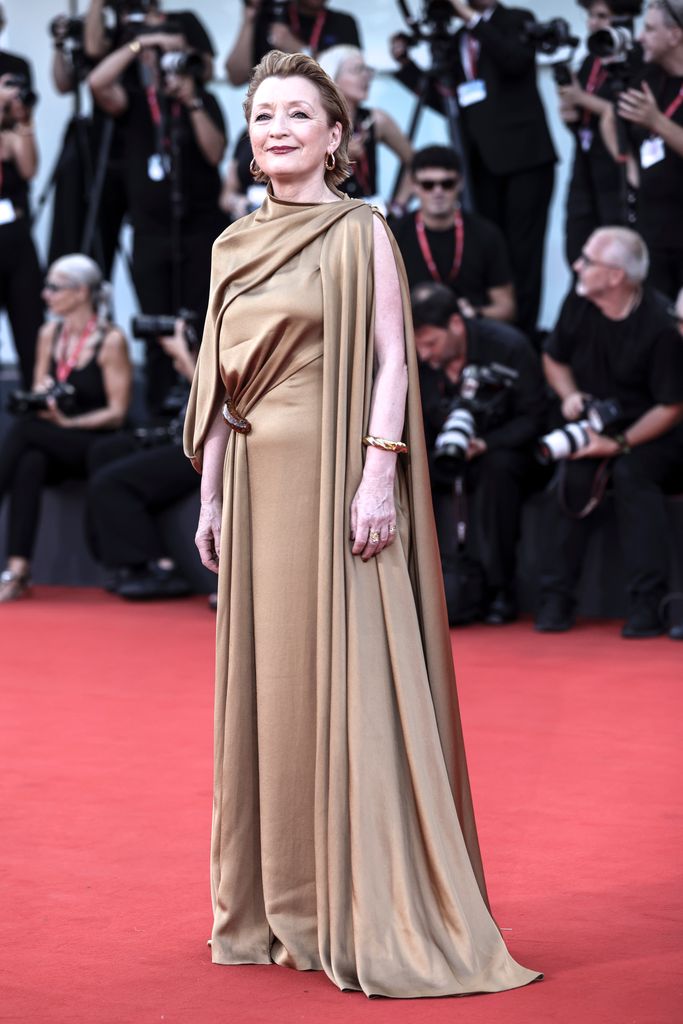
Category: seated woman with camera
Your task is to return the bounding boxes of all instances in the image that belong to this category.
[0,254,131,603]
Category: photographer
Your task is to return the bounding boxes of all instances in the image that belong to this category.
[226,0,361,86]
[393,145,515,321]
[557,1,643,265]
[87,318,200,600]
[537,227,683,637]
[391,0,556,337]
[0,67,43,390]
[0,3,33,84]
[411,282,549,624]
[0,254,131,604]
[88,14,227,414]
[601,0,683,297]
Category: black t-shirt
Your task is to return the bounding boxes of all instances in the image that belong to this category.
[544,288,683,424]
[393,210,512,311]
[252,5,361,64]
[418,317,547,458]
[0,157,29,213]
[122,87,225,233]
[630,66,683,251]
[567,55,623,200]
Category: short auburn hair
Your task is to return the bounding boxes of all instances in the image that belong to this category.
[243,50,352,188]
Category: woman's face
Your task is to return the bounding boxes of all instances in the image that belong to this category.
[42,271,89,317]
[336,55,373,105]
[587,1,616,33]
[249,75,341,185]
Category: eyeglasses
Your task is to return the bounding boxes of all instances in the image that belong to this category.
[415,177,458,191]
[345,64,374,76]
[43,281,77,292]
[577,250,622,270]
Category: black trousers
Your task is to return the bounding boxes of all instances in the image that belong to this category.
[467,154,555,339]
[540,429,683,607]
[131,222,225,414]
[87,434,199,568]
[564,181,625,268]
[434,447,551,592]
[0,220,43,388]
[0,418,103,560]
[647,246,683,302]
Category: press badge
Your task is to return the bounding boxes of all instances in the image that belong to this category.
[147,153,167,181]
[0,198,16,224]
[640,136,665,169]
[457,79,487,107]
[579,128,593,152]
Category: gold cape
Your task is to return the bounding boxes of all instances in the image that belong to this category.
[183,191,540,997]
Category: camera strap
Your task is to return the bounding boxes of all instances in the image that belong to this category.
[415,211,464,285]
[663,87,683,121]
[556,457,612,520]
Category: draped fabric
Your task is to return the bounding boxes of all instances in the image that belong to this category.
[183,191,540,998]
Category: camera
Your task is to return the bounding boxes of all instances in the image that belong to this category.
[2,74,38,110]
[133,420,184,447]
[130,309,200,342]
[433,362,519,474]
[586,17,642,88]
[160,51,205,81]
[536,397,622,463]
[7,381,76,417]
[521,18,579,55]
[49,15,84,43]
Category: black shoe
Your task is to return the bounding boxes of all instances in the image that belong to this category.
[669,623,683,640]
[534,594,575,633]
[621,600,665,639]
[104,566,138,594]
[484,589,518,625]
[117,563,191,601]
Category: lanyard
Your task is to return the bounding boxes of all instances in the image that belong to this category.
[465,33,479,80]
[56,316,97,383]
[289,5,327,56]
[663,86,683,120]
[146,85,162,127]
[415,211,465,285]
[582,58,607,127]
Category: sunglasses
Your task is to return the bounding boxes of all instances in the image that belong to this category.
[577,250,622,270]
[43,281,77,292]
[415,177,458,191]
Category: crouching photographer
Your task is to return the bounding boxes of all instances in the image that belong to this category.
[411,282,549,625]
[537,226,683,638]
[87,316,200,600]
[0,254,132,603]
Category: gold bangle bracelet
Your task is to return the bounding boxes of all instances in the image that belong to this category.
[362,435,408,454]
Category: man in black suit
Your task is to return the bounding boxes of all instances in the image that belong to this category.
[392,0,556,338]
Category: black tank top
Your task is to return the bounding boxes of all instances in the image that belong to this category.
[0,156,29,214]
[340,107,378,200]
[48,324,108,416]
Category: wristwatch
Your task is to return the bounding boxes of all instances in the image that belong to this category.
[188,98,204,112]
[613,432,631,455]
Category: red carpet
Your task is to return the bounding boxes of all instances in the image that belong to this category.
[1,588,682,1023]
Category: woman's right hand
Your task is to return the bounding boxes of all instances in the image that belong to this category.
[196,499,222,574]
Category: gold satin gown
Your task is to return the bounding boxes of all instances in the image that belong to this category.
[184,191,541,998]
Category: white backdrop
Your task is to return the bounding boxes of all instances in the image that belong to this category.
[0,0,615,364]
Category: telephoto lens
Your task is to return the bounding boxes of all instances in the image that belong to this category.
[433,405,476,473]
[536,420,592,464]
[585,397,621,434]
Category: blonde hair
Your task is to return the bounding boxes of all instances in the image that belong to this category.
[50,253,113,327]
[243,50,352,188]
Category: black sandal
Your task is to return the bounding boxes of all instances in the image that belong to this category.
[0,568,31,603]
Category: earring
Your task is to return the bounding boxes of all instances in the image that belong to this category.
[325,151,336,171]
[249,158,260,178]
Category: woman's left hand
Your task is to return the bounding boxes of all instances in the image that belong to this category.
[37,396,71,427]
[350,475,397,561]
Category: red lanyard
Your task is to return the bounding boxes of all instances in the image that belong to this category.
[415,211,465,284]
[289,4,326,56]
[663,87,683,120]
[146,85,162,127]
[582,58,607,126]
[56,316,97,383]
[466,33,479,80]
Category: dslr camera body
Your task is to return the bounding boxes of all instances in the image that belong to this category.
[537,397,622,464]
[433,362,519,475]
[7,381,77,417]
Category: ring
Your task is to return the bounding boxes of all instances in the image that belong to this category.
[369,531,380,544]
[388,524,396,534]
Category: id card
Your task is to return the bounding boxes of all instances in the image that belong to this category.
[457,79,487,107]
[147,153,167,182]
[640,136,665,169]
[579,128,593,153]
[0,198,17,225]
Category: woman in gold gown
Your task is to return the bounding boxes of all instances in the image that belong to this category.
[183,50,540,999]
